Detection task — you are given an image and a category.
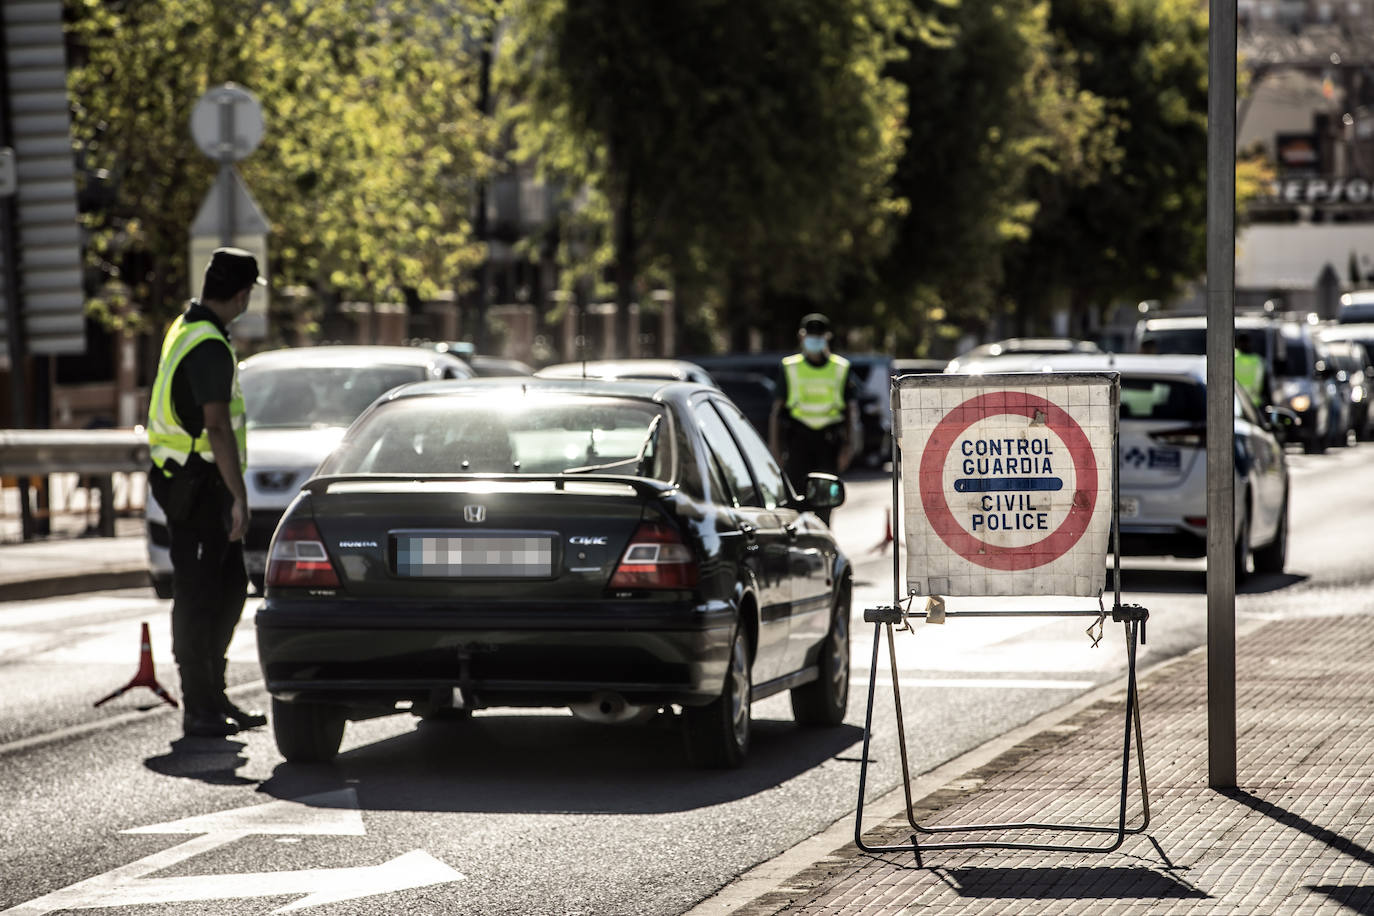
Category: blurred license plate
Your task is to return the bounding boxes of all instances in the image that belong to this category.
[1118,497,1140,519]
[394,533,554,578]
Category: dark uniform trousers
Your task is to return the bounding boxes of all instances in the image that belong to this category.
[782,420,844,491]
[163,474,248,716]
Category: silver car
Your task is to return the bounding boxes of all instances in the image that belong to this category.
[147,346,472,597]
[947,353,1289,580]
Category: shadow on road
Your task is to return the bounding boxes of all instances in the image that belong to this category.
[144,736,256,786]
[255,714,864,815]
[1116,567,1308,595]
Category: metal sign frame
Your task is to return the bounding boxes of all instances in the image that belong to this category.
[854,371,1151,863]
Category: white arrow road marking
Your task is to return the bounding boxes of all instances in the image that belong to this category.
[122,788,365,836]
[2,789,464,915]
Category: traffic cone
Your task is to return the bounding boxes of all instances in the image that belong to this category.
[870,507,894,554]
[93,622,179,709]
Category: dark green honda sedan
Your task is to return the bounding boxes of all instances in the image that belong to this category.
[256,377,851,768]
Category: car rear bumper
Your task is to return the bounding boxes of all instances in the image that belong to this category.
[1119,525,1207,558]
[256,600,737,712]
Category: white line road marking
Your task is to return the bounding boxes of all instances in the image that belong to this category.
[851,675,1094,690]
[1,789,465,916]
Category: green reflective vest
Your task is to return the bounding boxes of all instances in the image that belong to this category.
[783,352,849,430]
[1235,350,1264,406]
[147,313,247,476]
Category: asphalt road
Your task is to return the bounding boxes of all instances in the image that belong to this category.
[2,442,1372,915]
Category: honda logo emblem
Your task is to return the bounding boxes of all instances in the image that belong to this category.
[463,504,486,523]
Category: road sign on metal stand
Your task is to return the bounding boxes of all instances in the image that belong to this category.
[854,371,1151,864]
[188,84,269,339]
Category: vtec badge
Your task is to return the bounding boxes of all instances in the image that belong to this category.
[569,536,608,546]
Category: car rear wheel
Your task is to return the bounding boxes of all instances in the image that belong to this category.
[150,574,174,600]
[683,627,751,768]
[1234,506,1252,586]
[791,578,851,727]
[271,697,346,763]
[1253,490,1288,575]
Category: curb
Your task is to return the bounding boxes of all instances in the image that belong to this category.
[682,615,1271,916]
[0,569,151,603]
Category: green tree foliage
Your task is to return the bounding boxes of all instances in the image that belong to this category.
[1002,0,1209,329]
[66,0,492,332]
[497,0,923,350]
[859,0,1113,354]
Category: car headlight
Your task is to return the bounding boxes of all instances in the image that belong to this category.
[1290,394,1312,412]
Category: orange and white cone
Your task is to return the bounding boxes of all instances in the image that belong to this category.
[93,621,178,709]
[870,507,894,554]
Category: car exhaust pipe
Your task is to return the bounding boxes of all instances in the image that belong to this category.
[569,691,653,725]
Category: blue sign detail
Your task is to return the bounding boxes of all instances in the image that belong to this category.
[1148,448,1181,470]
[1123,446,1147,468]
[954,477,1065,493]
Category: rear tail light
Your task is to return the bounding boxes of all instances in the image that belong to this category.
[609,522,699,590]
[1149,425,1206,448]
[1183,516,1207,528]
[267,517,341,588]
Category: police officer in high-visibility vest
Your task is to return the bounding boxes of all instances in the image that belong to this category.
[769,313,859,503]
[147,248,266,738]
[1235,331,1271,409]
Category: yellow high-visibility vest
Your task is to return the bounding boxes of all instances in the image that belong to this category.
[147,313,247,476]
[783,353,849,430]
[1235,350,1264,406]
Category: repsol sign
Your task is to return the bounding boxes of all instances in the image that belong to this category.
[1264,177,1374,205]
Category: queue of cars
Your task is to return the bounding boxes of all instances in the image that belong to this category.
[145,322,1353,766]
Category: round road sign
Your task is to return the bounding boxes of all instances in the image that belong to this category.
[918,391,1099,571]
[190,84,264,161]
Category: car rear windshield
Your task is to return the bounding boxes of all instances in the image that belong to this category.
[1139,327,1205,355]
[318,394,672,480]
[1119,377,1205,421]
[241,364,426,430]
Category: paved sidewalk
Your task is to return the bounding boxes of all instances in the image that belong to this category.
[711,613,1374,915]
[0,519,148,600]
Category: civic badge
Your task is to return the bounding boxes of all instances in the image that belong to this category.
[463,504,487,523]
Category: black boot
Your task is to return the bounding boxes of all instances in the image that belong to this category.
[222,700,268,730]
[183,708,239,738]
[214,655,267,729]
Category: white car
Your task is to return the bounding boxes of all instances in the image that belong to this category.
[147,346,472,597]
[534,358,718,387]
[947,353,1289,580]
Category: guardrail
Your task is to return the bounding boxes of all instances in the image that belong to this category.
[0,429,149,541]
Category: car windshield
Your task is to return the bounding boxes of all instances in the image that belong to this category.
[1274,334,1312,376]
[1139,327,1206,355]
[240,364,427,430]
[318,394,671,479]
[1119,377,1205,421]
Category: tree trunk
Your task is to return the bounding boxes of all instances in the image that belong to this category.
[613,170,637,358]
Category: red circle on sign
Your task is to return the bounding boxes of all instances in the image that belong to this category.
[918,391,1099,571]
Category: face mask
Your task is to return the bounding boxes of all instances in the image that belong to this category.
[802,335,827,357]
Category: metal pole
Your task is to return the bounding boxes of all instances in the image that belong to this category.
[1206,0,1238,789]
[0,10,36,540]
[218,97,235,246]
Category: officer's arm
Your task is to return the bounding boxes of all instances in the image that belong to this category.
[203,401,248,539]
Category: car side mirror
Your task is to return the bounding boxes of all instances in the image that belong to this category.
[804,473,845,511]
[1265,405,1298,428]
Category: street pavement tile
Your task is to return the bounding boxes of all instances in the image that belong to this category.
[734,615,1374,915]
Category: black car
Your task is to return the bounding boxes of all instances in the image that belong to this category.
[257,378,851,768]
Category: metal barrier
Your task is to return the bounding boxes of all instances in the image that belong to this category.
[0,429,149,540]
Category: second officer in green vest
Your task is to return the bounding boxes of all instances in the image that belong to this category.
[769,313,859,497]
[147,248,265,738]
